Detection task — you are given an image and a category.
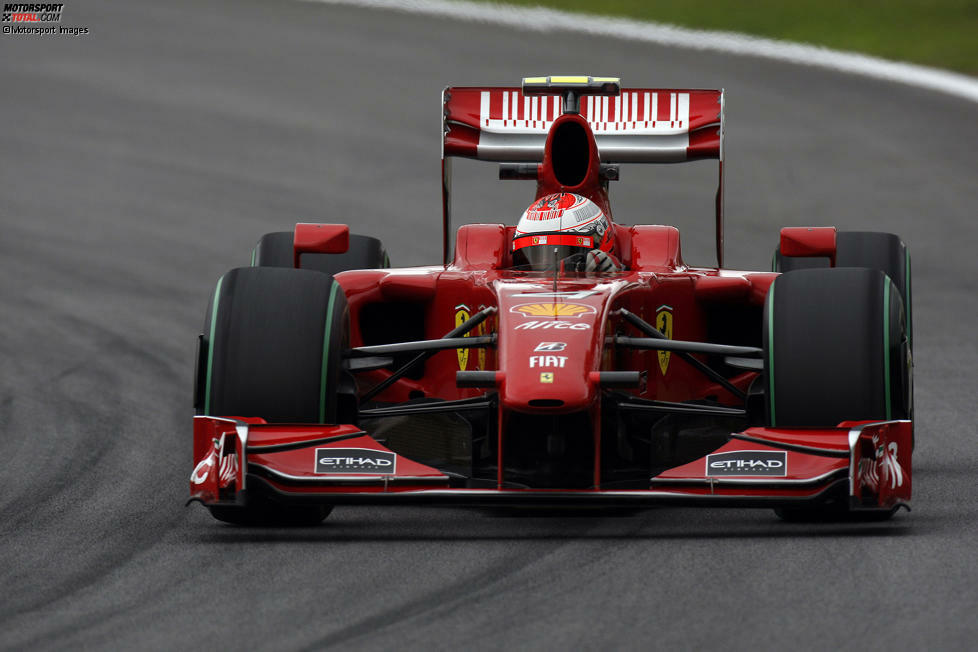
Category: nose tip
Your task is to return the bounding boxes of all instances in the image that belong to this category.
[501,372,594,412]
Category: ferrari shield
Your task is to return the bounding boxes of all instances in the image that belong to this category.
[656,305,673,374]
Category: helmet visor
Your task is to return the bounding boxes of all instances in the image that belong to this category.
[512,237,593,271]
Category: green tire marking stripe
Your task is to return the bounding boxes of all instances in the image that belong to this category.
[319,282,341,423]
[251,246,256,266]
[905,248,912,348]
[883,280,892,420]
[767,282,776,426]
[204,275,224,415]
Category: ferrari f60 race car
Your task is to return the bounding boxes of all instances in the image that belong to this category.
[190,76,913,525]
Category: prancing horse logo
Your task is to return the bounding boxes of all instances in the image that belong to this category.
[455,305,471,370]
[655,305,673,375]
[455,304,486,371]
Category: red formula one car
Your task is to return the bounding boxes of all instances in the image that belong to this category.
[189,76,913,525]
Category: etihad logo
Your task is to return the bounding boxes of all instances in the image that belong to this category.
[315,448,396,474]
[706,451,787,477]
[510,303,595,318]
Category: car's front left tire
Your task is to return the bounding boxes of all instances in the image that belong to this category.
[198,266,352,525]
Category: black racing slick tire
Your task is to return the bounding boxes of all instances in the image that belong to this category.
[773,231,912,348]
[764,268,911,523]
[251,231,390,274]
[764,267,911,429]
[197,267,352,525]
[200,266,351,424]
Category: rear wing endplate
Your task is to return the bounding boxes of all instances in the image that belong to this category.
[441,84,726,266]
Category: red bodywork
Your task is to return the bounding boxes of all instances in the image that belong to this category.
[190,80,911,513]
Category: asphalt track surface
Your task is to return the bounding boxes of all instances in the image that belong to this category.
[1,0,976,649]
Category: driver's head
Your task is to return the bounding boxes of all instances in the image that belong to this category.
[512,193,615,270]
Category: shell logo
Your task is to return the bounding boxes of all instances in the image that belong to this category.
[510,303,595,318]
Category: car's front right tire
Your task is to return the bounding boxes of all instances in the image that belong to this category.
[764,267,911,522]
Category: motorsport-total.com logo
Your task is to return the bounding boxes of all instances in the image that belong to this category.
[2,3,89,35]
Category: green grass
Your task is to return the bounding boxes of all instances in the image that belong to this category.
[482,0,978,75]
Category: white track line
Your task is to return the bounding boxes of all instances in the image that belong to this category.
[301,0,978,104]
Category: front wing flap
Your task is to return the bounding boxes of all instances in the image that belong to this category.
[189,417,911,510]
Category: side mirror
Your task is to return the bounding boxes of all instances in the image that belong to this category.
[779,227,837,266]
[293,223,349,268]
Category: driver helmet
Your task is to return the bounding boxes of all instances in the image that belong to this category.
[512,193,617,271]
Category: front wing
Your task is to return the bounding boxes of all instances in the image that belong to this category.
[189,416,911,511]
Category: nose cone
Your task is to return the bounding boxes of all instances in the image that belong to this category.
[496,283,609,412]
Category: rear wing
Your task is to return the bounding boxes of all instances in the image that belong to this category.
[441,82,726,266]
